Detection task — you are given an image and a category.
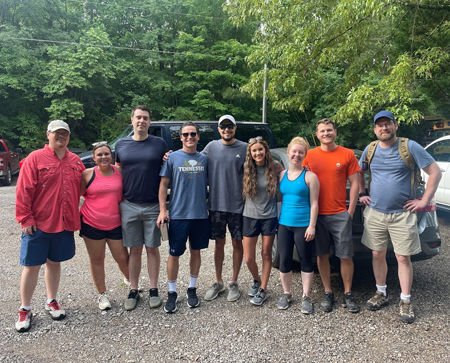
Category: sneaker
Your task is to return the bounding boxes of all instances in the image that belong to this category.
[204,282,225,301]
[277,293,292,310]
[227,281,241,302]
[186,287,200,308]
[149,288,162,308]
[164,291,178,313]
[250,288,266,306]
[98,292,111,311]
[15,309,32,333]
[124,289,140,311]
[319,292,335,313]
[45,299,66,320]
[123,278,131,287]
[248,279,261,297]
[365,291,389,311]
[399,300,415,324]
[301,296,314,314]
[342,292,360,313]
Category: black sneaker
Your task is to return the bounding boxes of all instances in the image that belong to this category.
[164,292,178,313]
[186,287,200,308]
[342,292,360,313]
[319,292,334,312]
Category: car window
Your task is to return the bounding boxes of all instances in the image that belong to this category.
[235,124,271,145]
[169,124,216,151]
[426,140,450,162]
[0,142,5,152]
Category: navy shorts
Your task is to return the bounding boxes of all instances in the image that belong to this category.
[80,216,123,240]
[168,219,210,257]
[243,216,278,237]
[20,229,76,266]
[209,211,243,241]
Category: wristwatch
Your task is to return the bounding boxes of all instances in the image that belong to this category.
[358,193,366,198]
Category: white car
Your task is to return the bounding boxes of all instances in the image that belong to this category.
[424,135,450,211]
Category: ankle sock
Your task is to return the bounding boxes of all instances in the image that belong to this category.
[376,285,387,296]
[189,275,198,288]
[168,280,177,292]
[400,293,411,302]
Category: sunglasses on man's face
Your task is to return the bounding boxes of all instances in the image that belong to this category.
[182,132,197,138]
[219,124,235,130]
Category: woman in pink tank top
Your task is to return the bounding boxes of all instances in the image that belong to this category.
[80,143,129,310]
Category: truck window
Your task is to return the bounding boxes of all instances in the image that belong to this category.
[235,124,273,147]
[0,143,5,152]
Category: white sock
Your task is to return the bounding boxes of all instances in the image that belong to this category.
[168,280,177,292]
[189,275,198,288]
[400,293,411,302]
[376,285,387,296]
[46,298,55,304]
[20,306,31,311]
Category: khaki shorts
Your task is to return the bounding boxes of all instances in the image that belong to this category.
[362,207,421,256]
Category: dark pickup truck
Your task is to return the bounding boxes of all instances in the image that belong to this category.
[0,139,21,186]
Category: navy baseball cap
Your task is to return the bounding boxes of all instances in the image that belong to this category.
[374,111,395,123]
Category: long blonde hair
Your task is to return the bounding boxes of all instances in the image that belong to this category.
[243,139,277,199]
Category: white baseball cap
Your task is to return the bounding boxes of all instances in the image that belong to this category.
[218,115,236,125]
[47,120,71,134]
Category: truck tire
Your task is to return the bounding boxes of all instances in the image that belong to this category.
[2,165,11,186]
[272,235,280,269]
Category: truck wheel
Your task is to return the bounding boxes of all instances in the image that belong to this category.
[272,235,280,269]
[2,165,11,186]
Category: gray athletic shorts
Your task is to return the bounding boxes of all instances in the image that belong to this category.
[314,211,354,258]
[120,199,161,248]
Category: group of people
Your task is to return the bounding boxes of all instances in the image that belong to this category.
[14,107,441,333]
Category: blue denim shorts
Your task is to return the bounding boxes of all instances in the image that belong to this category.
[20,229,76,266]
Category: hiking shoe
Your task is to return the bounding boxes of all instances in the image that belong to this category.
[149,288,162,308]
[365,291,389,311]
[204,282,225,301]
[319,292,335,312]
[164,292,178,313]
[250,288,266,306]
[15,309,32,333]
[277,293,292,310]
[98,292,111,311]
[227,281,241,302]
[125,289,140,311]
[301,296,314,315]
[248,279,261,297]
[45,299,66,320]
[186,287,200,308]
[342,292,360,313]
[399,300,415,324]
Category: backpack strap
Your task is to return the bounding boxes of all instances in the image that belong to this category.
[398,137,422,199]
[365,140,380,193]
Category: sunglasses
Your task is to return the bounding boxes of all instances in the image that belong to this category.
[219,124,235,130]
[248,136,263,143]
[182,132,197,138]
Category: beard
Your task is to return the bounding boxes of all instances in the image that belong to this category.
[376,130,396,142]
[221,135,234,142]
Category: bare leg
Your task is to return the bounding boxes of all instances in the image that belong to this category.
[145,246,160,289]
[317,254,332,292]
[128,245,143,290]
[301,271,314,296]
[20,265,41,307]
[396,254,413,296]
[340,257,354,294]
[214,238,226,282]
[190,249,201,277]
[83,237,107,293]
[280,271,292,294]
[372,250,388,286]
[231,238,243,282]
[260,235,274,291]
[167,255,179,281]
[106,239,129,280]
[243,236,259,281]
[45,259,61,300]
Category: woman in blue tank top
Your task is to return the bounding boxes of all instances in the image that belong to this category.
[277,137,319,314]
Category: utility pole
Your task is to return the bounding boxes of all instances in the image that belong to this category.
[262,64,268,123]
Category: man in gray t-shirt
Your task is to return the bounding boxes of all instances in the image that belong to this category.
[358,110,441,324]
[202,115,247,303]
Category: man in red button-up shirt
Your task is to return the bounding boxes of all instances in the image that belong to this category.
[14,120,85,333]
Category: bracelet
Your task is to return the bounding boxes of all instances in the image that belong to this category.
[358,193,366,198]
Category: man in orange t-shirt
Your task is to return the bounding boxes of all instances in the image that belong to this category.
[303,118,360,314]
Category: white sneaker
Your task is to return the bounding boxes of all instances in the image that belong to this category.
[16,309,32,332]
[45,299,66,320]
[123,278,131,287]
[98,292,111,310]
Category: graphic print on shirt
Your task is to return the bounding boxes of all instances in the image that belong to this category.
[178,159,205,178]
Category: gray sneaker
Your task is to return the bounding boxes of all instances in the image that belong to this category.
[227,282,241,302]
[149,288,162,308]
[301,296,314,314]
[277,293,292,310]
[125,289,140,311]
[248,279,261,297]
[204,282,225,301]
[365,291,389,311]
[250,289,266,306]
[399,300,415,324]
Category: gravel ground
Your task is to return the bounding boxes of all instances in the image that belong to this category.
[1,178,449,362]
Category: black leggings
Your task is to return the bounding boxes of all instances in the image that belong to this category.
[277,224,314,273]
